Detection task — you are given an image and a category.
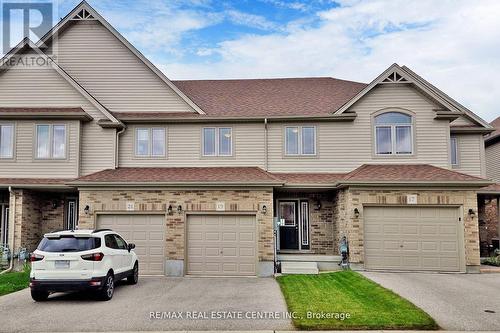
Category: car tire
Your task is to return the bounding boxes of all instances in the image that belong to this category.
[98,273,114,301]
[127,262,139,285]
[31,290,49,302]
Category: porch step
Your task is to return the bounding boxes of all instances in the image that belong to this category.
[281,261,319,274]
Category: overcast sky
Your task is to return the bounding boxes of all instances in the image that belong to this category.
[5,0,500,121]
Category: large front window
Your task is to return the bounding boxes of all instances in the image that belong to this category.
[202,127,232,156]
[36,124,66,159]
[374,112,412,155]
[285,126,316,155]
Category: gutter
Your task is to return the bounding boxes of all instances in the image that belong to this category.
[1,186,14,274]
[70,181,284,188]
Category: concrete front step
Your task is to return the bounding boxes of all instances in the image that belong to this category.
[281,261,319,274]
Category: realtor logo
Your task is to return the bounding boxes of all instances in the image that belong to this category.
[1,1,54,53]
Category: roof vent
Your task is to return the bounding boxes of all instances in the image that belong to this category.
[382,71,409,83]
[72,8,95,20]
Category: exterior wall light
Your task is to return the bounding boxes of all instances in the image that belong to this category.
[177,205,183,213]
[262,205,267,215]
[468,208,475,218]
[315,200,321,210]
[83,205,90,215]
[354,208,360,218]
[52,199,58,209]
[167,205,173,215]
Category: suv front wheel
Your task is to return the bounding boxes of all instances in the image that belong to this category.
[98,273,114,301]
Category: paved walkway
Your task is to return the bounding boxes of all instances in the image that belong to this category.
[362,271,500,331]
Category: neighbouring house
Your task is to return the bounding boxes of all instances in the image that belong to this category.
[0,1,496,277]
[478,117,500,256]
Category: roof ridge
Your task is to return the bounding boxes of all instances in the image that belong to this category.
[173,77,367,85]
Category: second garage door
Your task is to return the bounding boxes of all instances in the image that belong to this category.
[187,214,257,276]
[96,214,165,275]
[364,206,463,272]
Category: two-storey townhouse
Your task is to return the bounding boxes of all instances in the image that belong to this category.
[478,117,500,255]
[0,1,495,276]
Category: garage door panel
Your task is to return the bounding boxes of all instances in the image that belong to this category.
[187,215,257,276]
[97,214,165,275]
[364,207,462,272]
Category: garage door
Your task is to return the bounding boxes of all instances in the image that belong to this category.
[97,214,165,275]
[187,215,257,276]
[364,206,463,272]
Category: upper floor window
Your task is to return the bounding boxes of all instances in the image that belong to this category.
[374,112,413,155]
[135,127,166,157]
[202,127,232,156]
[450,136,458,166]
[285,126,316,156]
[36,124,66,159]
[0,124,14,158]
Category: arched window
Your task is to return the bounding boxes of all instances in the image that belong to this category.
[374,112,413,155]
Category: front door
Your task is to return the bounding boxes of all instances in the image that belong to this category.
[278,201,299,250]
[65,199,78,230]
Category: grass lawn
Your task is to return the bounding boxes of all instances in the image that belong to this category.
[277,270,438,330]
[0,265,30,297]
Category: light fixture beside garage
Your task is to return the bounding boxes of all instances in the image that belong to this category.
[167,205,173,215]
[468,208,476,218]
[177,205,183,213]
[261,205,267,214]
[83,205,90,215]
[354,208,360,218]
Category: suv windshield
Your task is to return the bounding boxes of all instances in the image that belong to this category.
[38,236,101,252]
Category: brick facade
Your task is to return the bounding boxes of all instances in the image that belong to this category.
[78,188,274,262]
[334,187,480,269]
[478,197,499,255]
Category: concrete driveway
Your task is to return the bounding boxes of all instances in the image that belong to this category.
[362,271,500,331]
[0,277,293,332]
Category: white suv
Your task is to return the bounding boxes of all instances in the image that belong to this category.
[29,229,139,301]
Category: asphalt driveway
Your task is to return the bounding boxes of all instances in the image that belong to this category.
[362,271,500,331]
[0,276,293,332]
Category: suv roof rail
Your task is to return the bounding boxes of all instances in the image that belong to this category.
[92,228,113,233]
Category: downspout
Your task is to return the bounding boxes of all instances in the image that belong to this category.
[1,186,15,274]
[115,127,126,169]
[264,118,268,171]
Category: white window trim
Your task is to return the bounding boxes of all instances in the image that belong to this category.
[134,127,167,158]
[374,117,413,156]
[202,127,233,157]
[35,124,67,160]
[450,136,459,167]
[285,126,317,156]
[0,123,15,159]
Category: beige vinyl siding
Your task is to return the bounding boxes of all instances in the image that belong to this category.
[452,134,484,177]
[0,120,78,178]
[50,20,195,113]
[0,61,115,177]
[451,116,476,126]
[486,142,500,182]
[268,84,450,172]
[119,123,265,168]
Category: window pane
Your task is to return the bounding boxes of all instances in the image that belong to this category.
[0,125,13,158]
[376,126,392,154]
[451,137,458,165]
[151,128,165,156]
[395,126,412,154]
[302,127,315,155]
[37,125,50,158]
[285,127,299,155]
[136,128,149,156]
[52,125,66,158]
[375,112,411,124]
[219,128,232,156]
[203,128,216,156]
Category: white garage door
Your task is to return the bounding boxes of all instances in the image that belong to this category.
[364,206,463,272]
[97,214,165,275]
[187,214,257,276]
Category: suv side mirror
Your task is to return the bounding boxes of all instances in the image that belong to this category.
[127,243,136,252]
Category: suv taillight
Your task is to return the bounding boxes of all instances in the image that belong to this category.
[81,253,104,261]
[30,253,44,262]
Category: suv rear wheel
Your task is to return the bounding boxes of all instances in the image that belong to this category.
[127,262,139,284]
[31,290,49,302]
[97,273,114,301]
